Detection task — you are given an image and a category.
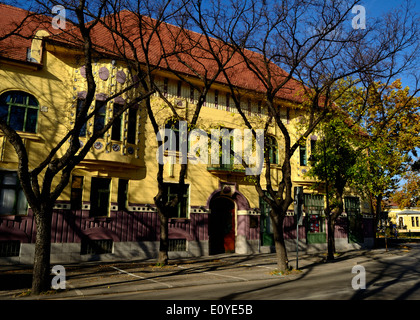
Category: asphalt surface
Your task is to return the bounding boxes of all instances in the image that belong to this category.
[0,245,411,301]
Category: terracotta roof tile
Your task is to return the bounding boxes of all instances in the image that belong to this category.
[1,5,305,103]
[0,4,59,63]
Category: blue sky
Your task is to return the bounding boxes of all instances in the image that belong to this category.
[362,0,420,93]
[364,0,420,173]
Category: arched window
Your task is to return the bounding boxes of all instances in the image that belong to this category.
[0,91,39,133]
[266,136,278,164]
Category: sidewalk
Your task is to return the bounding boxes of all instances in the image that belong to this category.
[0,246,410,300]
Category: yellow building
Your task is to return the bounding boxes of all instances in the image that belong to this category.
[388,207,420,233]
[0,4,374,264]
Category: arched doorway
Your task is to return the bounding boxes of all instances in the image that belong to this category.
[209,197,235,254]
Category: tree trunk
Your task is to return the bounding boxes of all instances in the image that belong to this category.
[375,195,383,225]
[31,205,53,295]
[271,212,289,272]
[375,194,383,248]
[327,217,336,261]
[158,209,169,265]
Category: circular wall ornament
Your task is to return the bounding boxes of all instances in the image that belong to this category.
[112,144,120,152]
[223,186,231,194]
[116,70,126,84]
[132,75,140,88]
[94,141,103,150]
[127,146,134,154]
[98,67,109,81]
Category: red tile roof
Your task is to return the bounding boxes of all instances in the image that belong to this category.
[0,4,60,63]
[1,5,305,103]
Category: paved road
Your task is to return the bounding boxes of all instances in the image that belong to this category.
[81,244,420,300]
[1,244,419,302]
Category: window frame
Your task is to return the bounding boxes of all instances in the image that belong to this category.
[76,99,87,137]
[163,182,189,219]
[304,193,325,233]
[70,175,84,210]
[0,91,39,133]
[111,103,123,141]
[93,100,106,138]
[265,135,278,164]
[299,143,307,166]
[127,107,137,144]
[0,170,28,216]
[90,177,111,217]
[117,179,128,211]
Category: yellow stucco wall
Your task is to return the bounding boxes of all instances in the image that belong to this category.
[1,33,367,217]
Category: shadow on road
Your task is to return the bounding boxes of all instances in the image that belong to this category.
[1,244,418,300]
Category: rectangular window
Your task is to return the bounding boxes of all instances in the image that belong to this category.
[0,171,28,215]
[177,81,182,98]
[220,127,235,169]
[259,195,273,233]
[203,89,207,106]
[111,103,123,141]
[127,107,137,144]
[259,193,274,246]
[311,139,317,154]
[0,240,20,257]
[168,239,186,252]
[81,239,113,255]
[164,183,189,218]
[94,100,106,138]
[164,78,168,97]
[118,179,128,211]
[412,217,415,227]
[190,86,195,103]
[300,144,307,166]
[76,99,87,137]
[70,176,84,210]
[226,93,230,112]
[304,194,324,233]
[416,217,419,227]
[90,177,111,217]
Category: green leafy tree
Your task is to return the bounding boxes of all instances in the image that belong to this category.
[392,160,420,209]
[308,77,420,258]
[343,79,420,235]
[306,112,362,260]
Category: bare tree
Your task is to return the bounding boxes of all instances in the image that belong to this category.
[0,0,153,294]
[190,0,420,271]
[95,0,247,264]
